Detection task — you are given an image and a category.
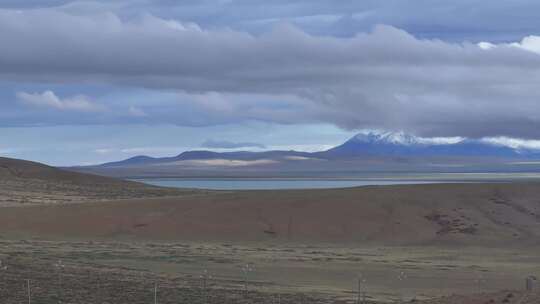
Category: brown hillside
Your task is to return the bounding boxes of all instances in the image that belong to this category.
[0,157,196,206]
[1,182,540,245]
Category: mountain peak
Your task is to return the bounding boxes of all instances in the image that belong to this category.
[350,131,467,146]
[323,131,534,158]
[351,131,422,146]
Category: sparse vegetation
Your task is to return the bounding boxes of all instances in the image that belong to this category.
[0,157,201,207]
[1,158,540,303]
[0,240,538,303]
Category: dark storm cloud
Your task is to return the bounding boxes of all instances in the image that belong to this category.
[1,6,540,138]
[4,0,540,41]
[201,139,266,149]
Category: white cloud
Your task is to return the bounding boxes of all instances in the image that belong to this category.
[355,130,464,145]
[94,148,114,155]
[16,90,106,112]
[482,137,540,151]
[510,35,540,54]
[477,42,496,50]
[416,136,465,145]
[478,36,540,54]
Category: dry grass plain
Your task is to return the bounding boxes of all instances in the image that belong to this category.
[0,240,539,303]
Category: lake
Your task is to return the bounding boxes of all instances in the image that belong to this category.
[133,173,540,190]
[133,178,457,190]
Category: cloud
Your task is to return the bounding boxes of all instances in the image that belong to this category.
[482,137,540,151]
[0,147,15,155]
[94,148,114,155]
[477,42,496,50]
[95,146,193,156]
[510,36,540,54]
[8,0,540,42]
[201,139,266,149]
[2,9,540,139]
[268,144,336,152]
[119,146,189,155]
[128,106,147,117]
[478,36,540,54]
[174,159,278,167]
[355,130,465,145]
[16,90,105,112]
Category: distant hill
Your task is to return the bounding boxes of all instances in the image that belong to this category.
[96,150,314,167]
[72,131,540,177]
[0,156,132,183]
[0,157,194,206]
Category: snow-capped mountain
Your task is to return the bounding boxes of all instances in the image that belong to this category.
[347,131,464,146]
[321,131,537,159]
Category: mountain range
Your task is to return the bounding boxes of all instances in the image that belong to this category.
[73,131,540,177]
[321,132,536,159]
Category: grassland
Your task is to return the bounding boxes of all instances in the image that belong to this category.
[0,240,539,303]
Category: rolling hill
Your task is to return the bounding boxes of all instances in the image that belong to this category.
[0,182,539,246]
[0,157,196,206]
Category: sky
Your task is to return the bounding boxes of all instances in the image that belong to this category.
[1,0,540,165]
